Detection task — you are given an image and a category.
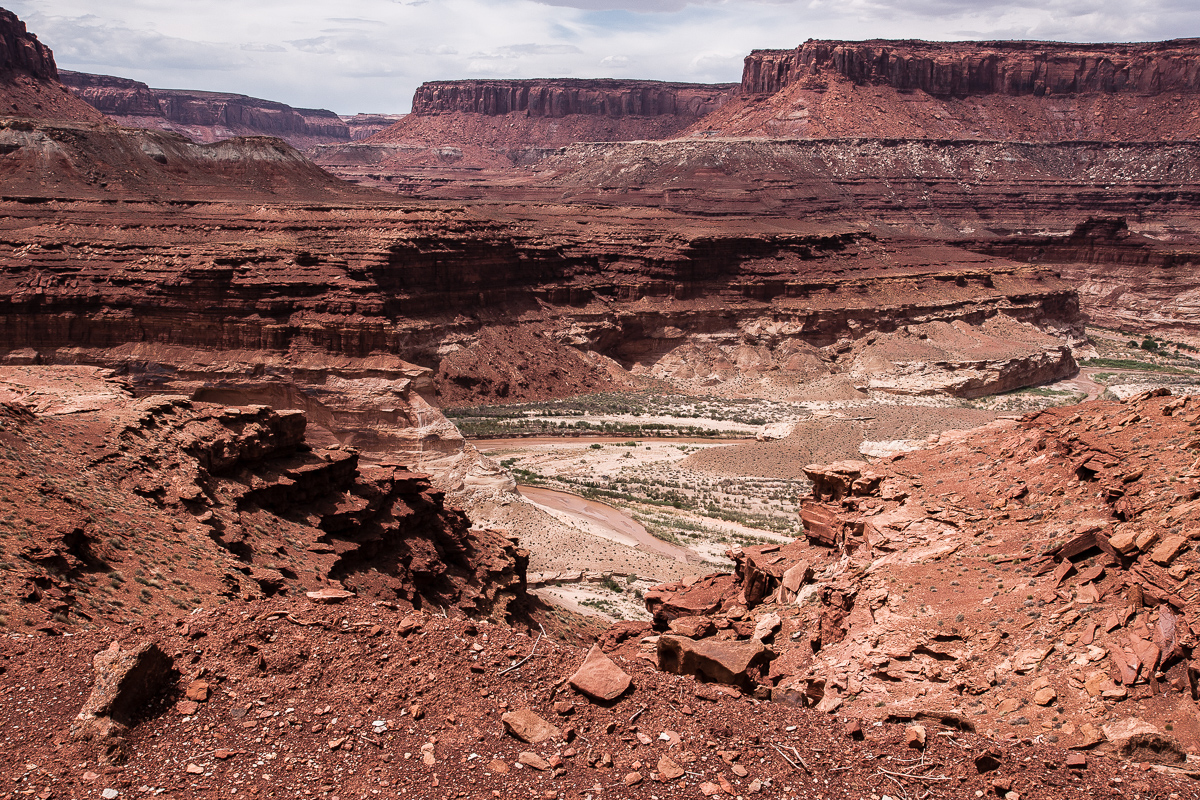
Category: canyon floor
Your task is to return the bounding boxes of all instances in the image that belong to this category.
[452,327,1200,626]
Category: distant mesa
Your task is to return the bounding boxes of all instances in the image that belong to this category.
[742,38,1200,96]
[410,78,737,119]
[59,70,362,152]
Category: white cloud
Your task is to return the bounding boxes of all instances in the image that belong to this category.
[4,0,1198,114]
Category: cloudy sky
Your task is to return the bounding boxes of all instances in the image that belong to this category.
[7,1,1199,115]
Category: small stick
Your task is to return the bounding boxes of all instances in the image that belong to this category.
[770,743,807,773]
[877,768,952,782]
[498,623,546,675]
[630,705,648,723]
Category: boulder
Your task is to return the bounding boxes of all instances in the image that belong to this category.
[668,616,716,639]
[1100,717,1186,764]
[71,640,176,764]
[752,612,781,641]
[656,635,774,690]
[501,708,561,744]
[1150,535,1188,566]
[568,646,632,702]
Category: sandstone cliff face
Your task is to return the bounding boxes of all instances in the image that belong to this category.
[59,71,352,151]
[0,8,56,79]
[411,78,736,118]
[743,38,1200,97]
[0,11,106,123]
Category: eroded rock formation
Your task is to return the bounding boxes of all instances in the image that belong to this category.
[0,366,528,624]
[60,70,354,151]
[411,79,736,118]
[742,39,1200,97]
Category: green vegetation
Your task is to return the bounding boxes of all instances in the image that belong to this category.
[1080,357,1194,374]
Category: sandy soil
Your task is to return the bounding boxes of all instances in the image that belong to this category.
[520,485,696,564]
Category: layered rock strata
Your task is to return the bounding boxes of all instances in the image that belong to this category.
[0,198,1084,411]
[60,71,353,151]
[742,39,1200,97]
[411,79,736,118]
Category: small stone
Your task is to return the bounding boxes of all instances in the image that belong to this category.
[623,772,643,786]
[636,732,652,746]
[1065,752,1087,769]
[502,708,561,744]
[974,749,1002,773]
[519,752,550,771]
[101,791,118,800]
[1033,687,1057,706]
[174,700,199,716]
[997,698,1021,714]
[185,764,203,775]
[184,680,211,702]
[657,756,684,780]
[732,764,749,777]
[1108,531,1139,556]
[905,724,926,749]
[699,782,722,797]
[568,646,632,702]
[1150,535,1188,566]
[488,759,509,774]
[844,719,864,740]
[553,701,574,716]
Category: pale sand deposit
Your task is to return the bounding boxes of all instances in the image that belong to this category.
[520,485,697,564]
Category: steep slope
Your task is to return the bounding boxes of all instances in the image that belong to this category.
[60,70,354,151]
[0,8,106,122]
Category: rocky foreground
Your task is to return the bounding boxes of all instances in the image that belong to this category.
[0,376,1197,799]
[646,387,1200,773]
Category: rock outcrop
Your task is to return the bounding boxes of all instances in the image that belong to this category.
[644,389,1200,757]
[316,79,736,175]
[0,7,56,79]
[60,71,353,151]
[411,79,736,118]
[0,10,107,122]
[0,366,529,627]
[742,39,1200,97]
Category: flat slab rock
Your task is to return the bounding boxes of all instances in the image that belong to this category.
[501,708,561,744]
[657,635,773,689]
[569,645,632,702]
[306,588,355,603]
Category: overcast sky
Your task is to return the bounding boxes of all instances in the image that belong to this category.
[7,1,1199,115]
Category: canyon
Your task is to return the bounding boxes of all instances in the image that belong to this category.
[1,4,1200,794]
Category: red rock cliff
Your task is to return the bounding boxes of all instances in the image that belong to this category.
[743,38,1200,97]
[411,78,736,118]
[59,70,351,149]
[0,8,56,80]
